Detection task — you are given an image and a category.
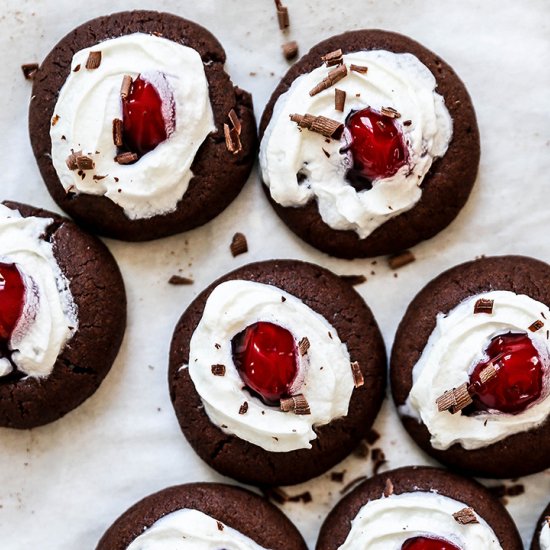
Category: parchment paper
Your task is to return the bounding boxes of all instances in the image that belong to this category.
[0,0,549,548]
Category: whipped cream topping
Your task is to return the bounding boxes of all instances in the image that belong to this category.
[260,50,452,239]
[51,33,215,220]
[186,280,354,452]
[126,508,268,550]
[338,491,502,550]
[0,205,77,378]
[541,519,550,550]
[402,291,550,450]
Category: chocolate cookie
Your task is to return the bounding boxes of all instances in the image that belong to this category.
[29,10,257,241]
[169,259,386,486]
[391,255,550,478]
[531,502,550,550]
[316,466,522,549]
[0,201,126,429]
[96,482,307,550]
[259,30,480,258]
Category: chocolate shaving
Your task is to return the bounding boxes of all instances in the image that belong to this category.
[340,274,366,286]
[239,401,249,415]
[340,475,367,495]
[290,113,344,139]
[288,491,312,503]
[112,118,123,147]
[168,275,193,285]
[73,64,81,72]
[74,155,94,170]
[383,478,394,497]
[275,0,290,29]
[85,51,102,70]
[474,298,494,314]
[230,232,248,257]
[120,75,133,99]
[478,363,498,385]
[115,152,138,165]
[371,448,387,475]
[224,121,242,155]
[334,88,346,112]
[51,114,60,126]
[280,394,311,415]
[92,175,107,181]
[366,428,380,445]
[403,119,412,126]
[331,471,345,483]
[388,250,415,269]
[436,382,473,414]
[211,364,226,376]
[529,319,544,332]
[321,49,343,67]
[453,507,478,525]
[298,337,310,356]
[381,106,401,119]
[350,64,368,74]
[21,63,39,80]
[350,361,364,388]
[282,41,299,60]
[228,109,242,136]
[309,64,348,96]
[216,521,224,531]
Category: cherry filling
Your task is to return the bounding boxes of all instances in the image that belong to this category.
[342,107,408,191]
[469,332,543,414]
[401,536,461,550]
[231,322,298,405]
[121,74,175,158]
[0,262,25,345]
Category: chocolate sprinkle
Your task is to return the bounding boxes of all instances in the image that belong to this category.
[211,364,226,376]
[282,41,299,60]
[168,275,194,285]
[350,361,364,388]
[21,63,39,80]
[453,507,479,525]
[290,113,344,139]
[388,250,415,269]
[112,118,123,147]
[298,337,310,356]
[85,51,102,70]
[529,319,544,332]
[310,64,348,96]
[115,152,138,165]
[239,401,249,415]
[280,394,311,415]
[474,298,494,314]
[335,88,346,112]
[381,106,401,119]
[230,232,248,257]
[321,49,343,67]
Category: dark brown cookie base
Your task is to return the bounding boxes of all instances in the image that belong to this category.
[260,29,480,258]
[391,255,550,478]
[96,482,307,550]
[530,501,550,550]
[316,466,522,550]
[0,201,126,429]
[29,10,257,241]
[168,259,387,486]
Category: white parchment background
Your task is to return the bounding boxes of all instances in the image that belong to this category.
[0,0,549,548]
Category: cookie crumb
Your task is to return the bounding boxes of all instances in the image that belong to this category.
[282,41,298,60]
[21,63,39,80]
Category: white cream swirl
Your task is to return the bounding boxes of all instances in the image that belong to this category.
[338,491,502,549]
[126,508,268,550]
[186,280,354,452]
[50,33,215,220]
[402,291,550,450]
[541,519,550,550]
[0,205,77,378]
[260,50,452,239]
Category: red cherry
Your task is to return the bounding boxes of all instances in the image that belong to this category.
[343,107,408,190]
[122,74,175,157]
[469,332,543,414]
[231,322,298,404]
[401,535,461,550]
[0,262,25,344]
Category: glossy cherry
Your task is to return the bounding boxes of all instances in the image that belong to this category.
[231,322,298,404]
[343,107,408,190]
[0,262,25,344]
[401,535,462,550]
[122,74,175,157]
[469,332,543,414]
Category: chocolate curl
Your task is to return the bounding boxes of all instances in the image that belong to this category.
[275,0,290,29]
[85,51,102,70]
[280,394,311,415]
[436,383,473,414]
[230,232,248,257]
[335,88,346,112]
[351,361,364,388]
[321,49,343,67]
[474,298,494,314]
[309,64,348,96]
[120,75,132,99]
[381,106,401,118]
[298,337,310,356]
[383,478,394,497]
[290,113,344,139]
[453,507,479,525]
